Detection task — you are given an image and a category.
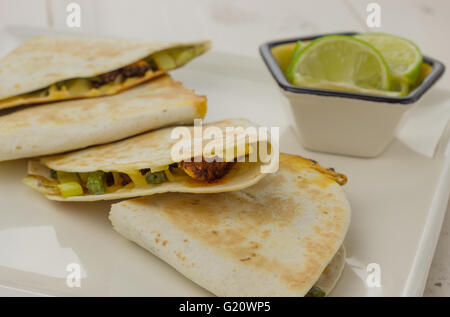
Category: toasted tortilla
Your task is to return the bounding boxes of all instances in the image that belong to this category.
[0,75,206,161]
[313,245,346,296]
[0,35,210,110]
[109,153,351,296]
[23,119,272,201]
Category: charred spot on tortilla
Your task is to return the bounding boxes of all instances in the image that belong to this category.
[179,157,236,183]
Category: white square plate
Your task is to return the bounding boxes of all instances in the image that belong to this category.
[1,29,449,296]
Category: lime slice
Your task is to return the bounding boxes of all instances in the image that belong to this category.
[291,41,307,59]
[286,41,307,82]
[288,35,391,91]
[390,76,410,96]
[294,79,404,97]
[355,33,422,85]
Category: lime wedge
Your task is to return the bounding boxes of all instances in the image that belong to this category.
[286,41,307,82]
[288,35,391,91]
[390,76,410,97]
[294,79,404,97]
[291,41,307,59]
[355,33,422,85]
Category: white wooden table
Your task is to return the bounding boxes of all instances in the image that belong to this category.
[0,0,449,296]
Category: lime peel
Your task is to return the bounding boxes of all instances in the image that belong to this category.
[355,33,422,87]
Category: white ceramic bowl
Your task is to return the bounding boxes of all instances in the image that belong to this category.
[260,32,445,157]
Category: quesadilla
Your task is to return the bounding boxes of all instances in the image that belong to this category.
[0,35,210,110]
[0,75,206,161]
[109,153,350,297]
[23,119,273,201]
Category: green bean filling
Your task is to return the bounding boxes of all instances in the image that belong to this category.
[51,168,170,196]
[50,169,57,180]
[85,171,106,195]
[145,171,167,184]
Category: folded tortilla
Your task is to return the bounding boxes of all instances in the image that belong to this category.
[0,75,206,161]
[23,119,272,201]
[109,153,350,296]
[0,35,210,110]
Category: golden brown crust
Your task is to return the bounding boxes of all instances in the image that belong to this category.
[109,153,351,296]
[39,119,256,173]
[281,153,347,186]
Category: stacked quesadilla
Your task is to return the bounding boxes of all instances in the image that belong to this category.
[0,35,210,110]
[109,153,350,296]
[0,75,206,161]
[1,34,351,297]
[23,119,271,201]
[0,35,210,161]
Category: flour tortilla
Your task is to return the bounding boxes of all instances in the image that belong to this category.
[109,153,351,296]
[0,34,210,109]
[0,75,206,161]
[24,119,272,201]
[313,245,346,296]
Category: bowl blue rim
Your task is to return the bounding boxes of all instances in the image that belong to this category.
[259,32,445,104]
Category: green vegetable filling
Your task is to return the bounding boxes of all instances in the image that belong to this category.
[57,182,84,198]
[144,170,167,184]
[51,167,169,197]
[50,169,57,180]
[305,286,326,297]
[85,171,106,195]
[11,45,207,103]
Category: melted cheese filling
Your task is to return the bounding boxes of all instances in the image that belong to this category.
[0,45,207,109]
